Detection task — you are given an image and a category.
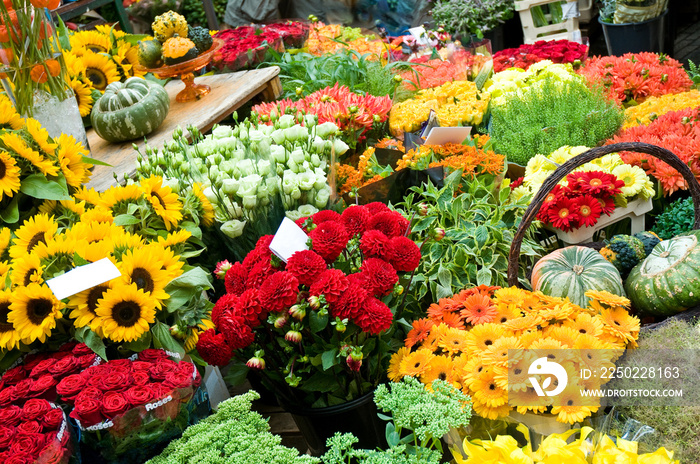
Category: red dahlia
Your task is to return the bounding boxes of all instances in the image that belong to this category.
[360,258,399,297]
[196,330,233,367]
[366,211,409,238]
[387,236,421,272]
[312,210,341,225]
[258,271,299,312]
[295,216,311,232]
[360,229,390,259]
[340,205,371,237]
[232,289,264,326]
[245,259,276,289]
[211,293,239,325]
[219,315,255,349]
[224,262,247,296]
[355,297,393,334]
[330,282,369,320]
[242,245,272,273]
[287,249,327,286]
[309,220,349,262]
[309,269,349,305]
[364,202,390,215]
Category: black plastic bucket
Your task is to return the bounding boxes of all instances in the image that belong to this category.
[599,10,667,55]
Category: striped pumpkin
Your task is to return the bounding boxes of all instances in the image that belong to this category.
[531,246,625,308]
[91,77,170,143]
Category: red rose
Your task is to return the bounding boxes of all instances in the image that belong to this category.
[56,374,86,401]
[77,354,97,369]
[11,378,32,402]
[0,425,14,449]
[0,386,15,407]
[102,391,130,418]
[5,451,34,464]
[309,221,348,262]
[196,330,232,367]
[340,205,371,237]
[232,289,264,327]
[40,408,64,431]
[163,369,194,390]
[29,359,54,379]
[75,386,103,402]
[309,269,349,305]
[132,370,150,386]
[131,361,152,371]
[123,385,155,407]
[366,211,409,238]
[150,382,173,400]
[138,349,169,363]
[70,396,103,426]
[10,433,45,457]
[0,406,22,427]
[48,356,80,378]
[107,359,133,370]
[101,370,133,392]
[22,399,51,421]
[258,271,299,312]
[1,367,26,386]
[354,297,393,334]
[148,359,178,382]
[386,236,421,272]
[50,351,71,360]
[363,202,390,215]
[212,293,239,326]
[72,343,94,356]
[27,374,57,399]
[360,258,399,297]
[245,259,276,289]
[219,315,254,349]
[311,210,340,225]
[86,374,106,388]
[286,250,327,287]
[22,354,45,372]
[330,282,369,320]
[224,262,247,296]
[360,229,390,259]
[36,440,66,464]
[17,421,42,434]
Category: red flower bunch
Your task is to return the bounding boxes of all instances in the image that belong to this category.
[252,84,392,143]
[212,26,284,71]
[263,21,309,49]
[0,399,72,464]
[537,171,624,232]
[0,342,97,407]
[201,204,421,405]
[578,52,693,105]
[58,349,201,428]
[397,50,481,90]
[493,39,588,72]
[606,107,700,195]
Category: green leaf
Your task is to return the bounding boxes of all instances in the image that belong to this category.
[474,225,489,249]
[321,348,338,371]
[0,195,20,223]
[73,252,89,266]
[386,423,401,447]
[223,362,250,386]
[412,216,436,233]
[122,331,152,352]
[310,310,328,333]
[151,321,185,358]
[476,267,492,286]
[437,264,452,290]
[0,350,23,372]
[76,326,108,360]
[122,33,150,46]
[114,214,141,226]
[298,371,339,393]
[80,155,112,167]
[165,267,212,289]
[20,174,70,200]
[436,283,453,300]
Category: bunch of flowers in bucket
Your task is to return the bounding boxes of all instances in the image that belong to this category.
[198,204,422,407]
[493,39,588,72]
[212,26,284,72]
[621,90,700,129]
[390,285,639,424]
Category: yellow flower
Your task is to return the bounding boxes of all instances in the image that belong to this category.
[0,150,21,201]
[598,306,640,345]
[70,78,94,117]
[0,132,59,177]
[191,183,215,227]
[388,346,411,382]
[471,398,511,421]
[10,253,43,287]
[398,348,435,378]
[56,133,92,188]
[470,368,508,408]
[156,230,192,248]
[481,336,523,367]
[118,245,174,307]
[511,386,550,415]
[623,89,700,129]
[585,290,631,309]
[72,186,102,207]
[8,283,64,344]
[62,50,87,78]
[24,118,58,156]
[612,164,650,197]
[81,207,115,224]
[563,312,603,338]
[0,289,21,350]
[99,183,143,211]
[543,325,580,348]
[0,228,10,259]
[70,30,112,54]
[0,98,25,131]
[68,275,118,337]
[438,325,470,354]
[550,385,599,424]
[32,234,79,264]
[9,213,59,259]
[80,51,120,91]
[38,199,86,221]
[140,176,183,230]
[95,283,157,342]
[420,354,460,388]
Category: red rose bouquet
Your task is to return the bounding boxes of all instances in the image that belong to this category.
[212,26,285,72]
[493,39,588,72]
[263,21,309,49]
[198,204,422,408]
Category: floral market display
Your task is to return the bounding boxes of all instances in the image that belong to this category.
[212,25,284,72]
[621,89,700,129]
[396,50,478,91]
[429,0,514,40]
[388,80,489,137]
[306,22,389,58]
[263,21,310,50]
[578,53,693,105]
[493,39,588,72]
[390,286,639,423]
[387,29,452,62]
[197,203,422,408]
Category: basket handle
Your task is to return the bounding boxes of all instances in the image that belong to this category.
[507,142,700,287]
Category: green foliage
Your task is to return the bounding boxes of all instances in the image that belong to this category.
[490,79,623,166]
[396,171,544,316]
[263,50,405,100]
[181,0,226,27]
[652,196,694,239]
[430,0,515,38]
[687,60,700,88]
[147,391,320,464]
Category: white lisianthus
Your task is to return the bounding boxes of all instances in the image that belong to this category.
[237,159,255,177]
[284,125,309,143]
[202,186,218,205]
[315,185,331,208]
[223,198,244,218]
[282,171,298,194]
[313,168,327,190]
[297,170,316,191]
[287,156,299,173]
[298,204,319,217]
[212,125,233,139]
[266,177,280,195]
[258,124,275,136]
[285,209,304,221]
[162,177,179,193]
[221,219,247,238]
[221,178,239,195]
[290,186,302,200]
[271,129,286,145]
[315,122,340,138]
[257,159,272,176]
[242,194,258,209]
[332,139,349,156]
[248,129,264,144]
[311,136,325,153]
[304,114,318,127]
[257,139,271,158]
[278,114,295,129]
[310,154,322,167]
[230,148,246,161]
[271,145,287,163]
[239,173,262,191]
[290,148,306,166]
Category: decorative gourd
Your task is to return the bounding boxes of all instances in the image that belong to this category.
[531,246,625,308]
[634,231,661,257]
[90,77,170,143]
[625,230,700,316]
[599,235,647,278]
[187,26,213,54]
[162,37,198,66]
[152,11,188,43]
[137,39,163,69]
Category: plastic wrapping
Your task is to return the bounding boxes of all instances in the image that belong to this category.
[613,0,668,23]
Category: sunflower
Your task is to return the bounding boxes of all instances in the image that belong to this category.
[70,78,94,117]
[148,243,184,280]
[38,199,86,224]
[405,318,434,348]
[80,51,120,91]
[437,325,470,354]
[191,183,215,227]
[584,290,631,309]
[72,186,102,207]
[32,235,79,267]
[0,132,59,176]
[0,290,21,350]
[81,207,114,224]
[77,239,113,264]
[10,253,43,287]
[24,118,58,155]
[563,313,603,338]
[69,30,111,54]
[0,261,8,288]
[464,323,508,353]
[99,183,142,212]
[95,283,157,342]
[69,220,119,245]
[460,293,498,325]
[8,283,64,343]
[113,42,144,78]
[140,176,183,230]
[0,228,10,258]
[398,348,435,378]
[420,355,460,388]
[68,278,117,337]
[388,346,411,382]
[0,98,24,131]
[62,50,87,77]
[56,133,91,188]
[9,214,58,259]
[156,230,192,248]
[598,307,640,345]
[118,246,172,306]
[0,150,21,200]
[107,230,144,258]
[94,24,127,39]
[471,368,508,408]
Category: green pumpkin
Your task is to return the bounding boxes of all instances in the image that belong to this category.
[625,230,700,316]
[137,39,163,69]
[91,77,170,143]
[531,245,625,308]
[188,26,213,54]
[600,235,647,278]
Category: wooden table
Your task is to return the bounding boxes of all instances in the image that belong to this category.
[85,67,282,191]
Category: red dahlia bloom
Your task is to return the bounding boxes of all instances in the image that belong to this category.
[363,202,390,215]
[211,293,239,325]
[219,315,255,349]
[340,205,371,237]
[224,262,247,296]
[330,282,369,320]
[360,258,399,297]
[360,229,390,260]
[355,297,393,334]
[242,245,272,273]
[287,250,327,286]
[366,211,409,238]
[196,330,233,367]
[309,220,349,262]
[309,269,349,305]
[258,271,299,312]
[232,289,264,327]
[312,210,341,225]
[245,259,277,289]
[387,236,421,272]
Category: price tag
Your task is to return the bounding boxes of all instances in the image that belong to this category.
[563,1,580,19]
[46,257,121,300]
[423,127,473,146]
[269,218,309,263]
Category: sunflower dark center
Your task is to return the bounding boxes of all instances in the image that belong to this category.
[0,302,12,332]
[88,45,107,53]
[27,298,53,325]
[86,68,108,90]
[27,232,46,252]
[132,268,154,293]
[152,191,166,208]
[0,159,6,178]
[87,285,108,314]
[23,269,37,287]
[113,301,142,327]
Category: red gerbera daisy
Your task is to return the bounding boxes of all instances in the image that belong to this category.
[597,196,616,215]
[575,195,603,227]
[547,196,581,232]
[576,171,624,196]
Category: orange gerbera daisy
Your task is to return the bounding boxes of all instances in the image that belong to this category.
[405,318,434,348]
[460,293,498,325]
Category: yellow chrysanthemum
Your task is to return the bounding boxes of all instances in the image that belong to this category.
[388,346,411,382]
[118,246,173,306]
[95,283,157,342]
[9,214,59,259]
[70,78,94,117]
[0,289,21,350]
[140,176,183,230]
[0,150,21,201]
[70,30,111,54]
[72,186,102,207]
[398,348,435,378]
[80,51,120,91]
[0,98,25,130]
[99,183,143,211]
[156,230,192,248]
[10,253,43,287]
[56,133,91,188]
[191,183,215,227]
[0,132,59,177]
[24,118,58,156]
[8,283,64,344]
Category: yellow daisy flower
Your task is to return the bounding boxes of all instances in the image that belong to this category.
[0,228,11,258]
[0,98,25,131]
[398,348,435,378]
[388,346,411,382]
[420,355,460,388]
[8,283,64,344]
[80,51,120,91]
[99,183,143,212]
[612,164,649,197]
[156,230,192,248]
[118,246,173,307]
[69,30,111,54]
[584,290,631,309]
[72,186,102,207]
[70,78,94,117]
